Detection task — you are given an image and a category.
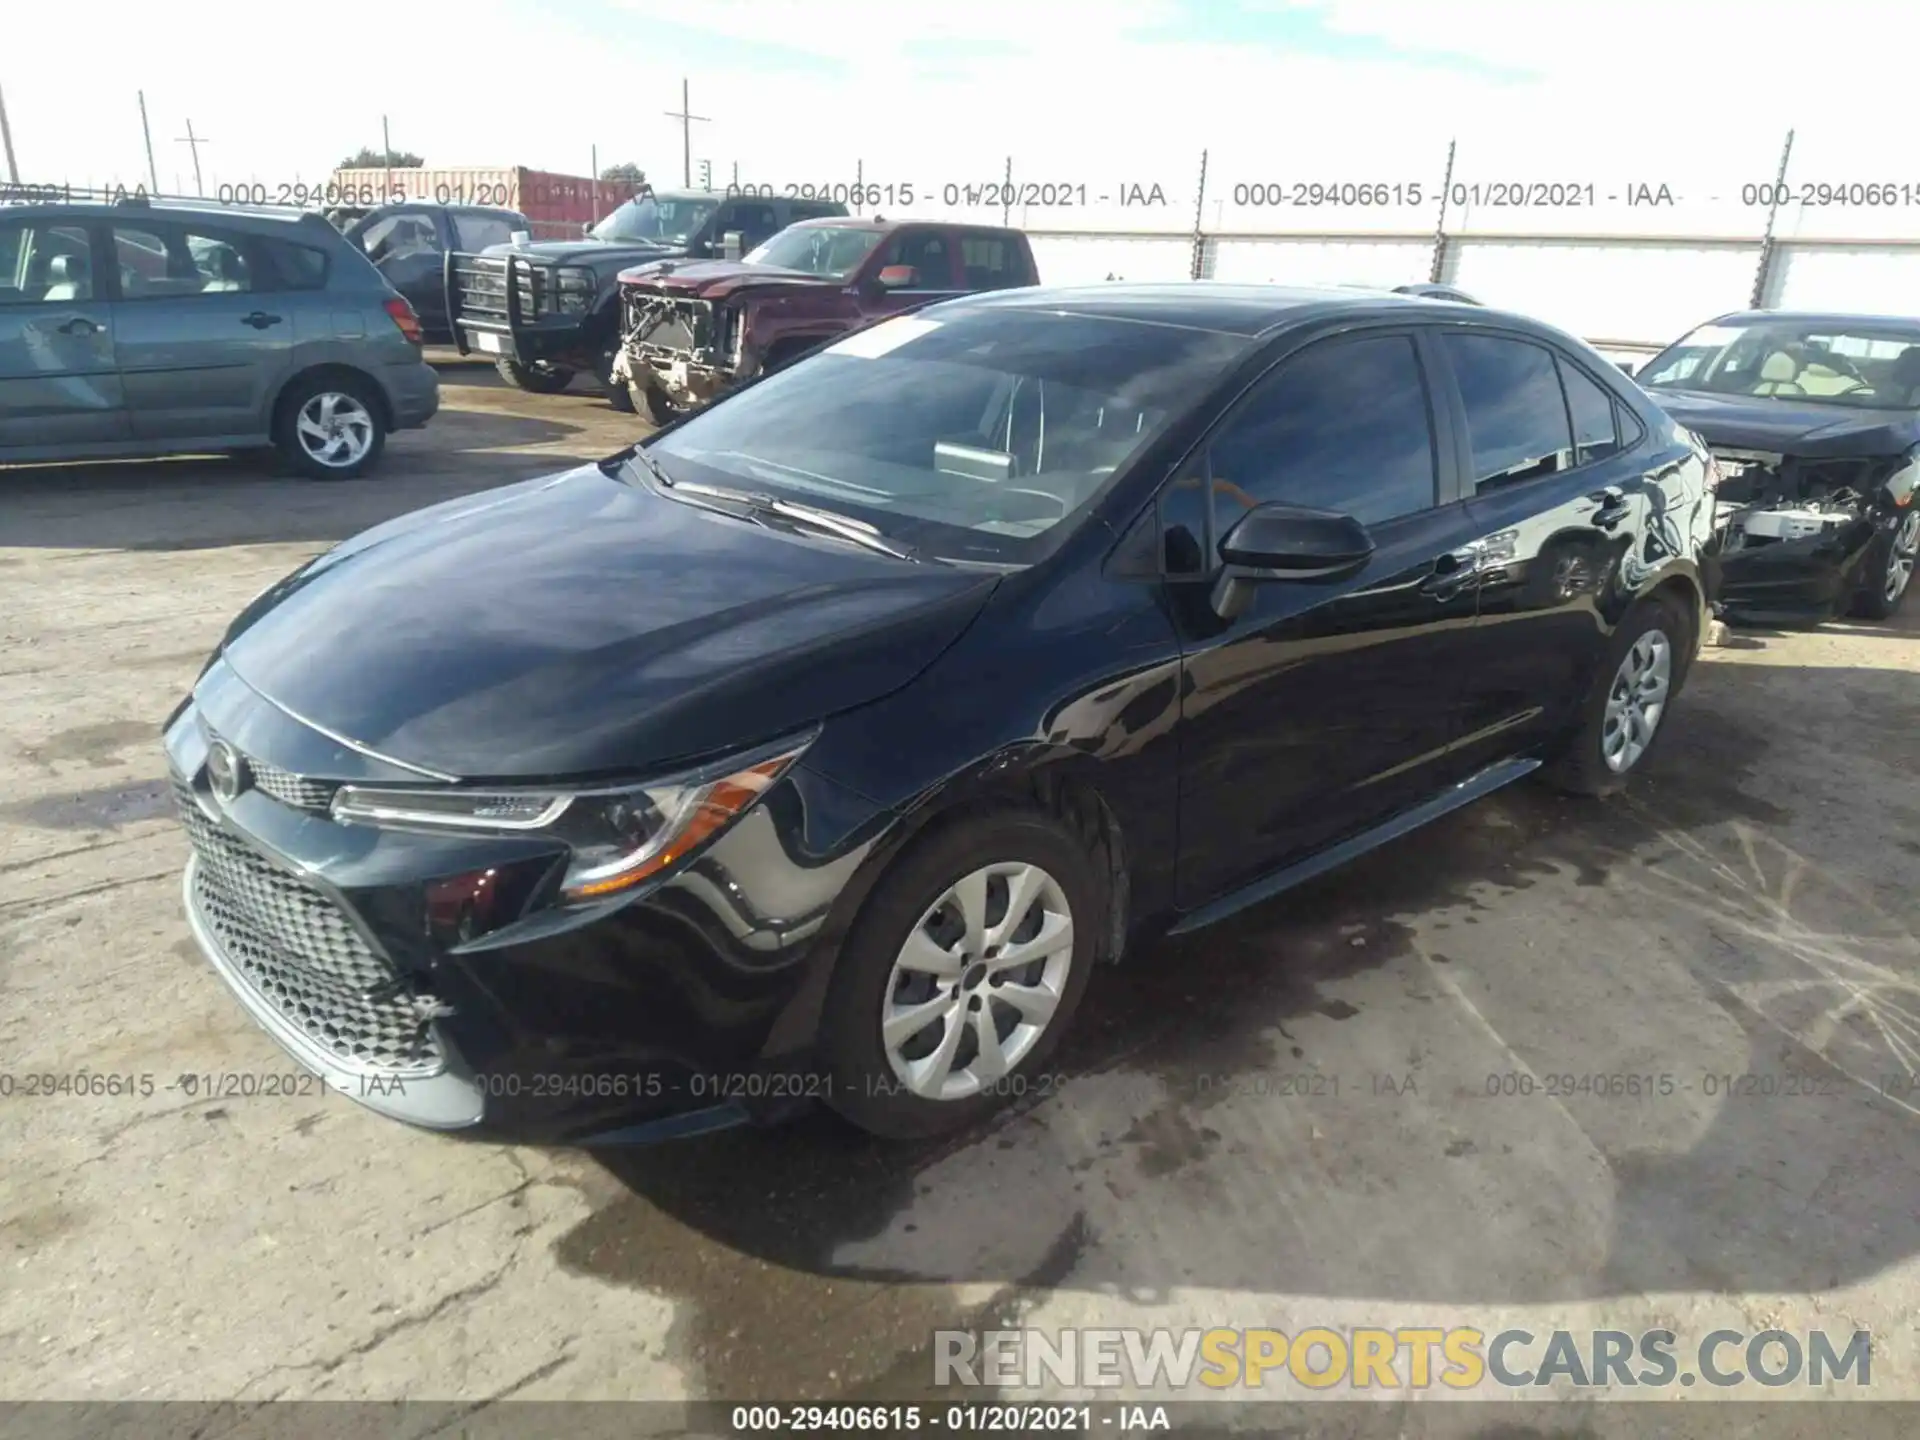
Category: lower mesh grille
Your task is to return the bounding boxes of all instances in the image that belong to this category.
[175,779,445,1078]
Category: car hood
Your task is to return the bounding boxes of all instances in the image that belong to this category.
[1648,389,1920,457]
[616,258,840,299]
[482,237,688,269]
[216,465,998,780]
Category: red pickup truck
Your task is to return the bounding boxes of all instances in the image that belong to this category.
[610,217,1039,422]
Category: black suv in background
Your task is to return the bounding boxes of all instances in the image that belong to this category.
[340,202,531,345]
[166,285,1714,1145]
[445,189,847,409]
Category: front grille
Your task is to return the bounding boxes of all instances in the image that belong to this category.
[453,254,589,326]
[175,778,445,1078]
[246,755,337,812]
[626,291,716,357]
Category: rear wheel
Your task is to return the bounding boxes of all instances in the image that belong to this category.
[494,356,574,394]
[822,809,1100,1140]
[273,373,386,481]
[1850,510,1918,621]
[1543,598,1685,797]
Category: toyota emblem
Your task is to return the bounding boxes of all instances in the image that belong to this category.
[205,739,249,802]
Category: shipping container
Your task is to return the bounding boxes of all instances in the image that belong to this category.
[330,166,642,239]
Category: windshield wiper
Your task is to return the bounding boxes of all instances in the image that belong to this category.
[626,446,677,490]
[669,479,919,561]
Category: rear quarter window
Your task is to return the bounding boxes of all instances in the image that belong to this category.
[261,239,331,291]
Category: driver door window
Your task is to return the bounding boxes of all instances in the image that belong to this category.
[723,203,780,250]
[875,230,955,290]
[1207,332,1439,533]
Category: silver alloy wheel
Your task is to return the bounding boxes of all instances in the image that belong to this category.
[1886,511,1919,604]
[880,862,1075,1101]
[1600,629,1672,774]
[295,392,375,469]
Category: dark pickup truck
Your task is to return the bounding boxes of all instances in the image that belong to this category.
[611,218,1039,422]
[338,203,529,345]
[444,189,847,410]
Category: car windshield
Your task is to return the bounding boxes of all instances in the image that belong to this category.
[1639,318,1920,408]
[744,225,885,278]
[639,306,1247,564]
[590,196,716,245]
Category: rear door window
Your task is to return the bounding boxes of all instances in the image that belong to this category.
[110,223,255,298]
[1440,332,1575,490]
[958,232,1028,289]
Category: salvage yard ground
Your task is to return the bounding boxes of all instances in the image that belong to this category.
[3,356,1919,1421]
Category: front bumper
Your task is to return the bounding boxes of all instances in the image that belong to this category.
[165,665,879,1143]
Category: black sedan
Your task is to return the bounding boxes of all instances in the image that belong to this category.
[1635,310,1920,624]
[165,284,1717,1144]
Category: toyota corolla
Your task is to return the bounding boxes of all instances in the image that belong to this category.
[166,285,1716,1144]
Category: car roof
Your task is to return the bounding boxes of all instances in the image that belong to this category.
[938,282,1554,339]
[780,217,1014,234]
[3,200,319,228]
[1699,309,1920,330]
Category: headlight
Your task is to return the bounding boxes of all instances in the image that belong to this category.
[1886,447,1920,508]
[329,734,813,902]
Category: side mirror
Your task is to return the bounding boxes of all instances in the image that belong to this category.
[1209,503,1375,620]
[721,230,744,261]
[1615,359,1638,377]
[876,264,917,289]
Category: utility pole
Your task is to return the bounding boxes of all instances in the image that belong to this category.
[381,115,392,199]
[176,119,209,195]
[662,78,709,188]
[138,91,159,192]
[0,77,19,183]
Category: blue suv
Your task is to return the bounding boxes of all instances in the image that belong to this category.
[0,194,438,479]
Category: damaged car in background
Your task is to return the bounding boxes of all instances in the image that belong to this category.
[1634,311,1920,623]
[612,218,1039,423]
[444,190,848,409]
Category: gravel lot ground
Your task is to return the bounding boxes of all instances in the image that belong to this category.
[3,357,1917,1426]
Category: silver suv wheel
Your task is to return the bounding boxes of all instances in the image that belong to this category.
[295,391,376,469]
[881,862,1075,1101]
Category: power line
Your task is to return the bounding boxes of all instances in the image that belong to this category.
[0,78,20,183]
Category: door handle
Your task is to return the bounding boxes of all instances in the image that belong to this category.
[57,316,101,335]
[241,311,283,329]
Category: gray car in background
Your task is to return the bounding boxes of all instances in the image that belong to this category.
[0,195,438,480]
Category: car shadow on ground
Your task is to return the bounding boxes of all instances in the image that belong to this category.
[566,656,1920,1398]
[0,410,608,553]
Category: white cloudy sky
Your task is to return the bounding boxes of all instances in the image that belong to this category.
[8,0,1920,238]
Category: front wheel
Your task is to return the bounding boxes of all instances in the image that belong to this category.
[1543,598,1686,797]
[1850,510,1918,621]
[494,356,574,394]
[631,379,686,427]
[599,348,635,413]
[274,374,386,480]
[822,810,1100,1140]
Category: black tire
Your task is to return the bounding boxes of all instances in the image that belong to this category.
[821,808,1102,1140]
[494,356,574,393]
[1543,597,1687,798]
[598,349,636,413]
[632,380,686,427]
[272,373,387,481]
[1848,513,1918,622]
